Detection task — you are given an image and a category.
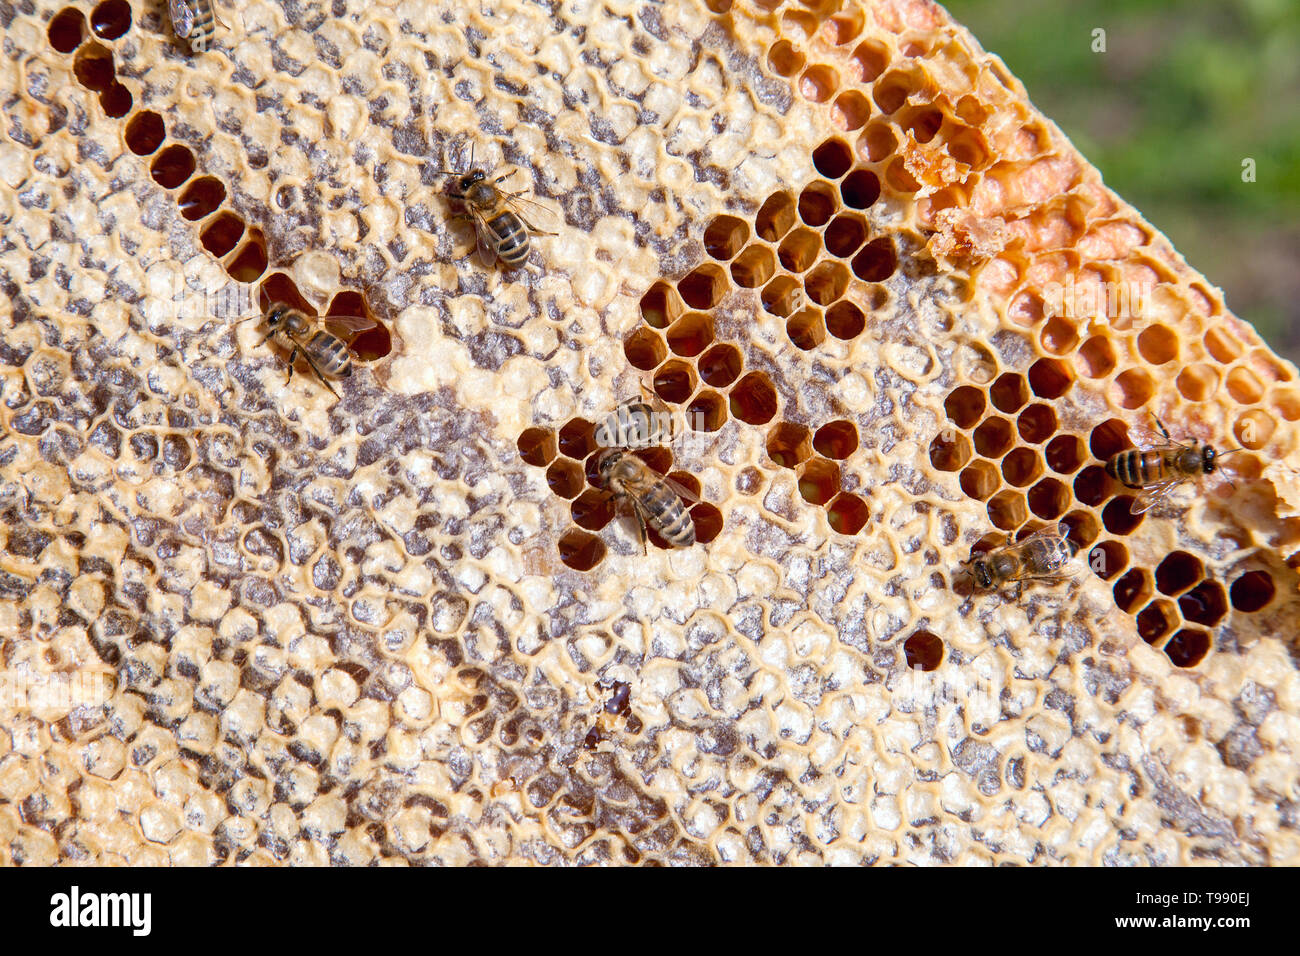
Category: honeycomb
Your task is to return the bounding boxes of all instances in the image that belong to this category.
[2,0,1299,866]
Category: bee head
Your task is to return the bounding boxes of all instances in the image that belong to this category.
[597,449,626,485]
[970,558,994,590]
[265,303,289,328]
[1202,444,1217,474]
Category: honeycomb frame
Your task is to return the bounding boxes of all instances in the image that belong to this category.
[1,0,1298,868]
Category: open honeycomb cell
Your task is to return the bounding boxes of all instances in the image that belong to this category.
[13,0,1300,870]
[904,631,944,671]
[1156,551,1205,597]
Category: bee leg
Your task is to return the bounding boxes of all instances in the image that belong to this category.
[300,351,341,398]
[634,511,648,556]
[1156,418,1172,442]
[284,346,299,385]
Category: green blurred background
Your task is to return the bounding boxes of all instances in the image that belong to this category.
[941,0,1300,366]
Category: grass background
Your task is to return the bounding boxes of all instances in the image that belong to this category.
[941,0,1300,366]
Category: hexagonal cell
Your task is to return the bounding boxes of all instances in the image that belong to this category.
[898,107,941,147]
[814,421,857,460]
[558,529,606,571]
[778,228,822,272]
[1179,579,1228,627]
[730,372,778,425]
[653,360,697,405]
[1028,357,1073,399]
[871,69,912,113]
[731,245,776,288]
[1235,409,1276,450]
[1226,366,1264,405]
[1077,335,1117,379]
[685,390,727,432]
[1089,540,1128,581]
[787,309,826,351]
[1204,327,1244,364]
[767,39,805,77]
[666,313,714,358]
[799,65,838,104]
[840,170,881,210]
[1017,403,1057,444]
[101,83,132,118]
[73,41,115,91]
[1230,570,1275,612]
[1026,477,1068,520]
[805,262,850,306]
[813,137,853,179]
[861,121,898,162]
[798,182,838,227]
[178,176,226,220]
[850,238,897,282]
[558,418,597,460]
[824,7,864,45]
[125,110,166,155]
[1112,567,1152,613]
[850,40,889,82]
[827,492,869,534]
[1175,363,1219,403]
[1273,388,1300,421]
[959,460,999,500]
[516,427,556,467]
[703,215,749,261]
[1164,629,1210,668]
[1137,324,1179,365]
[546,460,585,499]
[944,385,985,429]
[767,422,812,468]
[677,264,727,310]
[1072,465,1109,508]
[571,488,616,531]
[48,6,86,52]
[832,90,872,131]
[690,502,724,544]
[1155,551,1204,596]
[799,458,840,505]
[987,490,1027,531]
[1101,496,1144,536]
[92,0,132,38]
[1060,510,1100,549]
[989,373,1027,414]
[640,280,683,329]
[972,417,1014,458]
[699,344,742,388]
[1001,448,1042,487]
[760,275,803,317]
[1136,600,1178,644]
[885,157,922,193]
[624,327,667,371]
[1111,368,1155,410]
[1040,316,1078,355]
[756,191,796,242]
[904,630,944,671]
[632,446,673,476]
[200,212,246,259]
[226,231,268,282]
[259,272,313,315]
[150,144,196,189]
[825,300,866,339]
[1088,419,1129,462]
[1043,434,1085,475]
[930,431,972,473]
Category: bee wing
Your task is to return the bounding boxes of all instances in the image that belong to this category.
[1017,520,1071,546]
[1129,480,1181,515]
[501,191,559,235]
[475,230,498,268]
[169,0,195,35]
[658,471,701,506]
[1126,425,1182,453]
[322,314,378,335]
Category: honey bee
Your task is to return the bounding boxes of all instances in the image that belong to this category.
[1106,419,1241,515]
[597,449,696,552]
[253,302,376,397]
[435,148,555,269]
[594,392,677,450]
[964,521,1079,597]
[168,0,222,52]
